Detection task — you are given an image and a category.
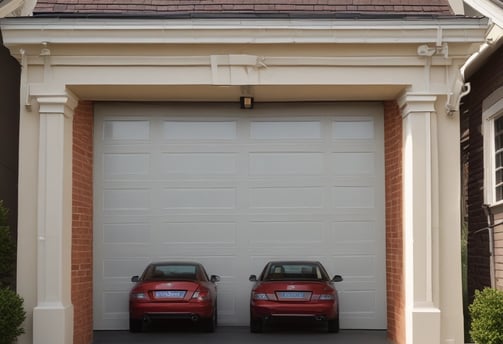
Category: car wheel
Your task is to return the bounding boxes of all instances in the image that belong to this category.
[129,318,143,333]
[250,316,263,333]
[203,309,217,333]
[327,316,339,333]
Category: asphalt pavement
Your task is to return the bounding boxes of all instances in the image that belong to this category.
[93,325,391,344]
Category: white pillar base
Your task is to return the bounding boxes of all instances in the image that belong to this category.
[410,306,441,344]
[33,303,73,344]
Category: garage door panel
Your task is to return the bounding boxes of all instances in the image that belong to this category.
[250,186,323,208]
[156,222,237,244]
[101,245,154,258]
[333,186,375,208]
[249,152,324,175]
[333,119,375,140]
[161,187,237,209]
[161,153,238,175]
[332,152,376,175]
[248,221,324,246]
[246,143,326,152]
[103,223,150,243]
[332,255,380,278]
[104,153,151,177]
[94,103,386,330]
[104,188,150,211]
[163,120,237,140]
[331,221,378,241]
[250,120,322,140]
[104,120,150,141]
[154,245,238,257]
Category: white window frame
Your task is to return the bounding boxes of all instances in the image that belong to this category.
[483,87,503,206]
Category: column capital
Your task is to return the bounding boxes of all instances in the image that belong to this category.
[398,93,437,118]
[30,84,78,118]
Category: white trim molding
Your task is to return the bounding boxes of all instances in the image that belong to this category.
[482,86,503,206]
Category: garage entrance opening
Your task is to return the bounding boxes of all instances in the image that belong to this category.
[93,102,386,330]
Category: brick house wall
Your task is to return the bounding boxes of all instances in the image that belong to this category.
[461,44,503,297]
[72,101,94,344]
[69,100,404,343]
[384,101,404,344]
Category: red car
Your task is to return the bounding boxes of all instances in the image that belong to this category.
[129,261,220,332]
[249,261,343,333]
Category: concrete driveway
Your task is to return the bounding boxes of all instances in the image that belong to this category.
[93,326,391,344]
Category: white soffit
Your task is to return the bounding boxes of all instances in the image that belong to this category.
[0,17,489,45]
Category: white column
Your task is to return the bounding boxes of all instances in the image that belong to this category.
[399,93,441,344]
[33,93,77,344]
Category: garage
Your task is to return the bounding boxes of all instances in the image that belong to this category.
[92,102,386,330]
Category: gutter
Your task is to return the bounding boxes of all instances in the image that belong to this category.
[462,23,503,79]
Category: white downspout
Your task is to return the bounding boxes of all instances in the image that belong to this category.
[482,205,497,288]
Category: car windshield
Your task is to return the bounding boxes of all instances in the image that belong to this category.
[143,264,200,281]
[263,263,328,281]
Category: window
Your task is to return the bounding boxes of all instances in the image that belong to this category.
[483,87,503,205]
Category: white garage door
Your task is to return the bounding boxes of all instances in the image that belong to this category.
[93,102,386,330]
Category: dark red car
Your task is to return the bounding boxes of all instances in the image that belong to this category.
[249,261,343,333]
[129,261,220,332]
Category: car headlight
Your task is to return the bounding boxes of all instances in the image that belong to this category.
[319,294,335,300]
[253,293,268,300]
[131,292,147,300]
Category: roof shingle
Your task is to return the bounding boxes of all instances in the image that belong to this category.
[33,0,454,16]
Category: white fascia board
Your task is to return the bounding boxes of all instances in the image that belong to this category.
[0,17,489,46]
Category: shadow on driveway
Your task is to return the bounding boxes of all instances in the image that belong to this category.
[93,325,391,344]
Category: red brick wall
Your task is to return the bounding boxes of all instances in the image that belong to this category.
[384,100,404,344]
[72,101,94,344]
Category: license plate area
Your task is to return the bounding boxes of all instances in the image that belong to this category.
[153,290,186,299]
[276,291,311,300]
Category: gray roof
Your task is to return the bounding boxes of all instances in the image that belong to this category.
[33,0,454,17]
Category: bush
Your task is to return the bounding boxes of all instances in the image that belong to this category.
[469,287,503,344]
[0,200,8,226]
[0,201,16,289]
[0,287,26,344]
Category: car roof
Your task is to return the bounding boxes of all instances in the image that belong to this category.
[150,261,203,267]
[267,261,322,265]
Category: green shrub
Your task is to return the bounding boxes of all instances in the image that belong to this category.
[0,287,26,344]
[0,201,16,289]
[0,200,8,227]
[469,287,503,344]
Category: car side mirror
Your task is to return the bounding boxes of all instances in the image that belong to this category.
[210,275,220,283]
[331,275,343,282]
[131,275,139,282]
[249,274,257,282]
